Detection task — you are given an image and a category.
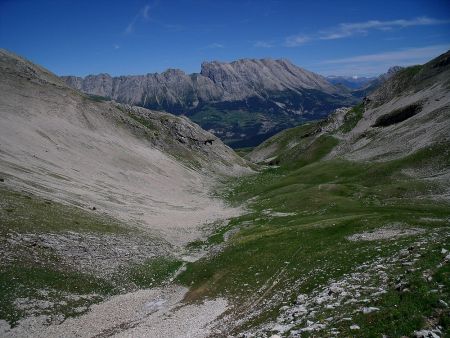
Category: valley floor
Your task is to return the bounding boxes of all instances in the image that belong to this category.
[1,141,449,337]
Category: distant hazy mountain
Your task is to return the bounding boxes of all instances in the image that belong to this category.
[62,59,357,147]
[326,75,377,90]
[350,66,404,99]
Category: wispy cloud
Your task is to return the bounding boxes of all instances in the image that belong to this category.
[319,17,450,40]
[142,5,150,19]
[253,40,274,48]
[113,44,120,50]
[316,44,450,76]
[272,16,450,48]
[284,34,310,47]
[124,3,154,34]
[204,42,225,49]
[322,44,450,64]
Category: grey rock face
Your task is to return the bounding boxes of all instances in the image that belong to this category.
[62,58,341,108]
[198,58,339,100]
[61,58,355,146]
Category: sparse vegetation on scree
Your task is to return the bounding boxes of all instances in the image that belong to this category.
[177,133,450,336]
[0,187,182,326]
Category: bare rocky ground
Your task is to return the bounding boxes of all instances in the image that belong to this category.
[346,225,426,242]
[0,286,228,338]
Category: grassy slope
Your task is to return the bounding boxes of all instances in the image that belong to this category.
[247,121,335,165]
[177,135,450,336]
[340,102,364,132]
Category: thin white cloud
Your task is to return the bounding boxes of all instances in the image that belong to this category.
[142,5,150,19]
[284,34,309,47]
[276,16,450,48]
[205,43,225,49]
[322,44,450,64]
[113,44,120,50]
[253,40,274,48]
[316,44,450,76]
[124,4,153,34]
[319,16,450,40]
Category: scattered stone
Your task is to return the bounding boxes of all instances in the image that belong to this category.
[399,249,409,258]
[350,324,360,330]
[329,285,344,294]
[362,307,380,314]
[414,329,440,338]
[395,281,410,292]
[243,231,449,337]
[296,294,306,304]
[346,226,425,242]
[2,231,168,279]
[444,254,450,263]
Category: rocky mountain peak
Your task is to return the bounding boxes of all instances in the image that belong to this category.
[386,66,404,75]
[60,57,355,146]
[161,68,186,77]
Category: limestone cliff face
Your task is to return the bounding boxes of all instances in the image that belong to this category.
[61,59,356,147]
[62,58,342,108]
[198,59,339,100]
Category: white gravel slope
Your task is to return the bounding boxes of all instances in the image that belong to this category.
[0,286,227,338]
[0,50,246,246]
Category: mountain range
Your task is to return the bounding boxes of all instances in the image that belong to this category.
[326,75,377,90]
[62,59,358,147]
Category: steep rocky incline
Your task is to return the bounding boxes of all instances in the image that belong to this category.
[329,50,450,162]
[62,58,356,147]
[0,48,252,246]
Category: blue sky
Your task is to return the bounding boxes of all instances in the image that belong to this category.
[1,0,449,77]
